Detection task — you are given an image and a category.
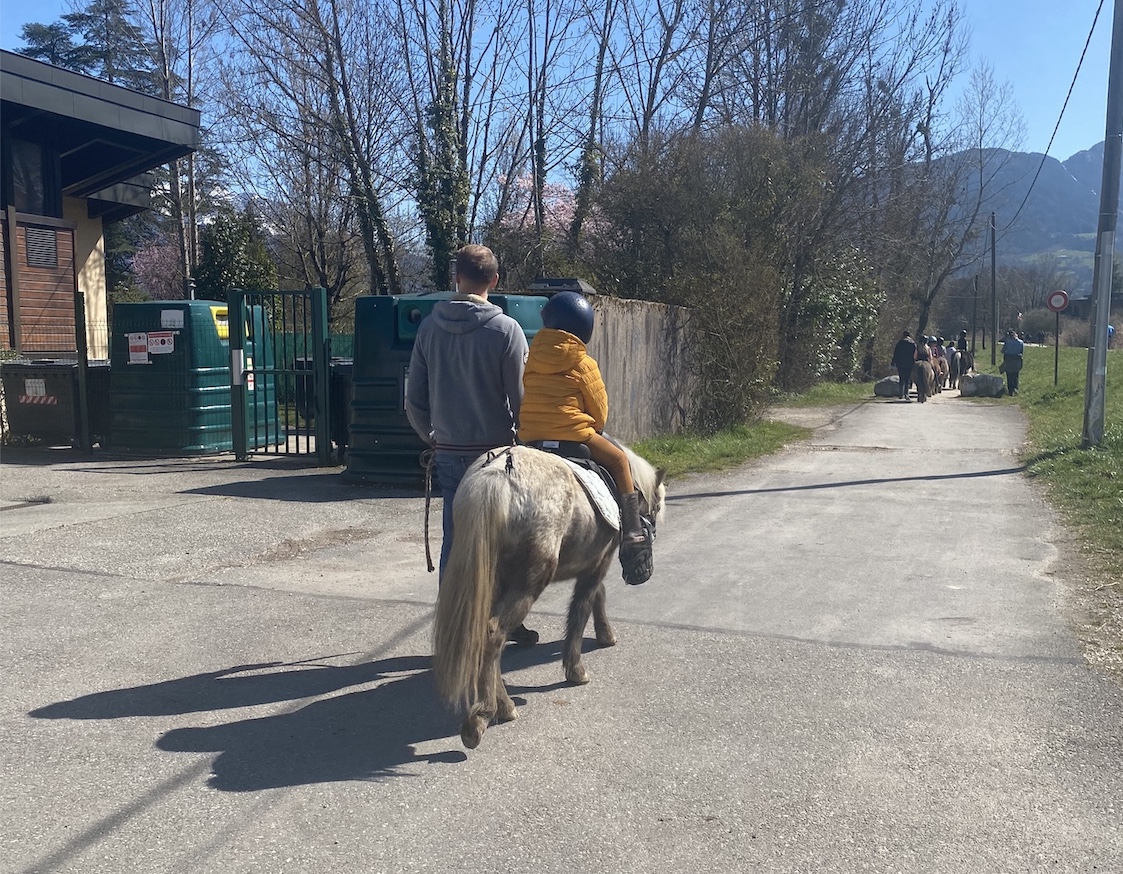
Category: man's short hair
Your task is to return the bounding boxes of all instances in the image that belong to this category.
[455,245,499,290]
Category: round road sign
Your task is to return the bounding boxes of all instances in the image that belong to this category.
[1046,290,1069,313]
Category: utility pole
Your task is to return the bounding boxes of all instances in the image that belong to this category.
[990,212,998,366]
[1082,0,1123,448]
[971,273,979,352]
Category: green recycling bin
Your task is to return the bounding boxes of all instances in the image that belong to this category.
[107,300,278,454]
[345,292,547,485]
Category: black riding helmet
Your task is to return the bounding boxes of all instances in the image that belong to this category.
[541,291,594,343]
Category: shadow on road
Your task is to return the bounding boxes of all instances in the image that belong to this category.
[29,639,598,791]
[669,466,1025,502]
[179,474,423,502]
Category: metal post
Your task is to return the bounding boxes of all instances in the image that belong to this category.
[1082,0,1123,448]
[990,212,998,367]
[1054,312,1060,386]
[971,274,979,352]
[74,289,92,452]
[230,291,248,461]
[312,287,332,466]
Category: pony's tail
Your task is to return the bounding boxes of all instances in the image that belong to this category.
[431,470,507,713]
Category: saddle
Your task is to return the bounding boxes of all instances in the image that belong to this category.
[523,439,620,498]
[522,441,659,577]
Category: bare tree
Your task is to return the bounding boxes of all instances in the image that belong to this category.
[216,0,405,294]
[136,0,221,285]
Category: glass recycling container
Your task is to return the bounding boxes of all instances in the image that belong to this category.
[107,300,278,454]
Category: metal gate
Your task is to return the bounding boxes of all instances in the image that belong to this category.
[229,288,334,464]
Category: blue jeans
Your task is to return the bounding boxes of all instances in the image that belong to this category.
[433,452,482,579]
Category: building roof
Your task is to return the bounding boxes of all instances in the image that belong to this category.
[1,49,200,218]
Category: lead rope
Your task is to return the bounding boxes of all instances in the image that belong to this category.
[420,448,436,572]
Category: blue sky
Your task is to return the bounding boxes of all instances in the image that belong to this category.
[0,0,1115,161]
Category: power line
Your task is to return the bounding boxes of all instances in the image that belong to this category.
[999,0,1107,232]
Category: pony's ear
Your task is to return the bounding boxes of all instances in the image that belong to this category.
[656,468,667,487]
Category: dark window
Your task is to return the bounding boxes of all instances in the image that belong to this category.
[12,139,47,215]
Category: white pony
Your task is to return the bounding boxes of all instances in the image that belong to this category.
[431,444,666,749]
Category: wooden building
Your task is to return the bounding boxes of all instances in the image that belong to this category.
[1,50,199,358]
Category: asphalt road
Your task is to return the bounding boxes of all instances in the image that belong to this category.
[2,392,1121,873]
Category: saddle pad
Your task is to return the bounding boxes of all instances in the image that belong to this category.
[562,459,620,531]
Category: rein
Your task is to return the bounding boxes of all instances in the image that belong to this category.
[420,448,436,573]
[421,446,514,574]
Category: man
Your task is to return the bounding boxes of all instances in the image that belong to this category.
[1001,329,1025,396]
[405,244,537,644]
[891,330,917,401]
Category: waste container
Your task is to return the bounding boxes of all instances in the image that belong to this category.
[0,358,110,445]
[345,292,547,485]
[293,355,353,454]
[107,300,278,454]
[329,358,353,455]
[1,359,80,444]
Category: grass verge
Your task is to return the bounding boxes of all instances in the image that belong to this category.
[634,420,811,480]
[973,343,1122,581]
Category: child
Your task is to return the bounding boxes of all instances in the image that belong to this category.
[518,291,652,584]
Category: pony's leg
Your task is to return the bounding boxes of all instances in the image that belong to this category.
[590,579,617,648]
[461,617,507,749]
[492,658,518,723]
[563,558,613,685]
[480,588,543,729]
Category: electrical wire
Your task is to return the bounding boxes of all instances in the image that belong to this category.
[999,0,1106,232]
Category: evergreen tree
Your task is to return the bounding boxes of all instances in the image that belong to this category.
[17,0,156,94]
[16,22,81,68]
[194,208,277,301]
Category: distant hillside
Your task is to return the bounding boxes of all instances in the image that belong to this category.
[983,142,1122,292]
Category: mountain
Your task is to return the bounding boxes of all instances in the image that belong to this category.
[983,142,1122,292]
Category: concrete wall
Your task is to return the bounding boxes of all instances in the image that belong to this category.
[585,294,695,443]
[63,197,108,358]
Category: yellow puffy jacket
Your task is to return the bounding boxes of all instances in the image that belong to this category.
[518,328,608,442]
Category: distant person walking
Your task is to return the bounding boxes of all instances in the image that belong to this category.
[1001,329,1025,396]
[892,331,917,401]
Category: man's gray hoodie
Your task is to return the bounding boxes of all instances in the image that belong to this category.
[405,295,529,453]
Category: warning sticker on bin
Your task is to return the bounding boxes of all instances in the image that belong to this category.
[128,333,149,364]
[148,331,175,354]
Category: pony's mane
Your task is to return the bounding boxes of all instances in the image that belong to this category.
[622,444,663,516]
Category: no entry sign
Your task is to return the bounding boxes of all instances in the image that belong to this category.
[1046,289,1069,313]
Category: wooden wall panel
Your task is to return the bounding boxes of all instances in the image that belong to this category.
[13,225,78,355]
[0,221,10,351]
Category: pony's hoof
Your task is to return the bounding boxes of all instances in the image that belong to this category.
[497,702,519,723]
[460,715,487,749]
[565,665,591,685]
[596,630,617,647]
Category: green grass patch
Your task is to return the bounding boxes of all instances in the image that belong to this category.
[634,419,810,479]
[770,381,871,407]
[976,344,1122,580]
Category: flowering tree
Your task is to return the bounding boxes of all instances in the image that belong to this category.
[132,241,184,300]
